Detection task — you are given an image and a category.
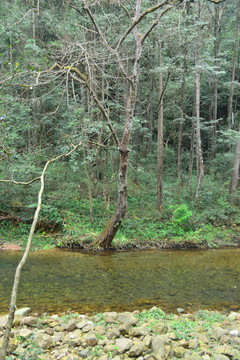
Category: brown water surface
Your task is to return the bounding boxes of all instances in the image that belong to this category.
[0,248,239,314]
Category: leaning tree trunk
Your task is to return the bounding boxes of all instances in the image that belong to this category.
[94,146,129,249]
[95,76,138,248]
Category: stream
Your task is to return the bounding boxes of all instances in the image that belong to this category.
[0,248,239,314]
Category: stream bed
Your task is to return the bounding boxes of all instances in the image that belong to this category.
[0,248,239,314]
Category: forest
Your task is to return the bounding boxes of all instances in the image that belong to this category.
[1,0,240,250]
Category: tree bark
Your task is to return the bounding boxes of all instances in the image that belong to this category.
[229,126,240,204]
[157,40,164,210]
[195,1,204,202]
[227,10,240,129]
[178,56,186,199]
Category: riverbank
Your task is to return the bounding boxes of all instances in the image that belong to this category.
[1,224,240,252]
[0,307,239,360]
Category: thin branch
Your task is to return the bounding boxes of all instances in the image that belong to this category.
[0,177,41,185]
[141,5,173,44]
[116,0,170,50]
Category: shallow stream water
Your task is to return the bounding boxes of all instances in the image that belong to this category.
[0,248,239,314]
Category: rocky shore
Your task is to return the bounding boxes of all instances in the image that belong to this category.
[0,307,240,360]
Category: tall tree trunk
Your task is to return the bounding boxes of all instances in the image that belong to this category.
[229,125,240,204]
[211,4,222,158]
[195,1,204,202]
[227,10,240,129]
[157,40,164,210]
[178,56,186,199]
[187,120,195,189]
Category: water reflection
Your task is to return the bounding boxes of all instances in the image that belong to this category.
[0,248,239,314]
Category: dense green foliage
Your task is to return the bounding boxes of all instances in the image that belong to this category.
[0,0,240,249]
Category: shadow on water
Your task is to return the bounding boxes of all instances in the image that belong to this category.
[0,248,239,315]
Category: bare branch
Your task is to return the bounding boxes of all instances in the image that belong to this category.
[141,5,173,44]
[116,0,170,50]
[0,177,41,185]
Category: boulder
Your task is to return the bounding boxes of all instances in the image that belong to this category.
[128,341,145,357]
[106,327,120,340]
[118,312,137,325]
[188,338,199,350]
[21,316,36,327]
[151,335,171,360]
[212,355,230,360]
[115,338,133,353]
[210,326,227,340]
[34,333,53,349]
[18,328,33,339]
[174,345,186,358]
[85,331,98,346]
[15,307,31,316]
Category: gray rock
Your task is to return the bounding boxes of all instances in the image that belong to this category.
[174,345,186,358]
[104,343,118,356]
[18,328,33,339]
[142,335,152,348]
[65,329,82,346]
[177,308,185,314]
[202,355,211,360]
[0,316,8,330]
[118,322,130,335]
[76,319,89,329]
[106,327,120,339]
[195,333,209,344]
[15,307,31,316]
[34,333,53,349]
[212,355,230,360]
[79,348,89,358]
[229,329,239,336]
[152,321,168,334]
[12,345,25,357]
[210,326,227,340]
[98,355,109,360]
[188,338,199,350]
[128,341,145,357]
[151,335,170,360]
[64,319,77,332]
[185,354,203,360]
[228,312,240,321]
[52,332,64,344]
[115,338,133,353]
[21,316,36,327]
[214,344,237,358]
[95,324,106,335]
[129,326,150,337]
[85,331,98,346]
[118,312,137,325]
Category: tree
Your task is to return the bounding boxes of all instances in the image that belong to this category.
[0,143,83,360]
[66,0,175,248]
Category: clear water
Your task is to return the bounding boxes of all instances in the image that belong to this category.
[0,248,239,315]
